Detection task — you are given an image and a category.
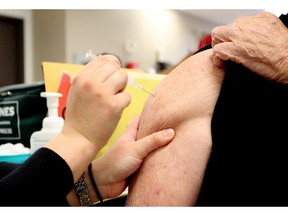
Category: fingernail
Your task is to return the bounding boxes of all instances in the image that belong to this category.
[163,128,175,137]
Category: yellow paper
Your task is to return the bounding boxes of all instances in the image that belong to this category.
[41,61,165,157]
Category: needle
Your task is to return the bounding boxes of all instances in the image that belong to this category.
[86,50,155,97]
[127,76,155,97]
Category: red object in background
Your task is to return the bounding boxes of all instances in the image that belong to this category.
[57,71,71,118]
[198,34,212,50]
[126,62,139,69]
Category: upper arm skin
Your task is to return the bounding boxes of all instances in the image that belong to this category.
[125,49,225,206]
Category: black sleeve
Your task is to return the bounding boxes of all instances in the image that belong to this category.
[0,148,73,206]
[0,162,20,179]
[197,13,288,206]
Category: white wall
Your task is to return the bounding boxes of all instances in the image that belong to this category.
[0,10,33,83]
[0,9,218,82]
[33,10,66,82]
[65,10,216,72]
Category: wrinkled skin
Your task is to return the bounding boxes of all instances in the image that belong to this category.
[212,12,288,83]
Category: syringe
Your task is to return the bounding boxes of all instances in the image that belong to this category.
[85,50,155,97]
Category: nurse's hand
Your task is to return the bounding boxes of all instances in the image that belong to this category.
[64,55,131,152]
[212,12,288,83]
[90,115,175,200]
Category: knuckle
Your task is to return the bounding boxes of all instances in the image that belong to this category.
[99,55,121,68]
[82,79,96,92]
[150,132,160,145]
[120,70,128,80]
[211,26,220,37]
[106,55,122,66]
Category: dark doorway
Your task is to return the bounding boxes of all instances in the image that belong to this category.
[0,15,24,87]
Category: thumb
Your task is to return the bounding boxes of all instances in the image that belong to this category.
[135,128,175,158]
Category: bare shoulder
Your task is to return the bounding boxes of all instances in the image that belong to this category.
[137,48,224,139]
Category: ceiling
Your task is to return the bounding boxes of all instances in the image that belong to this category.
[179,9,265,25]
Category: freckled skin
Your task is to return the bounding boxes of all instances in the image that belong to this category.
[126,49,225,206]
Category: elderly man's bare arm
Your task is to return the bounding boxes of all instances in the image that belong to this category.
[125,49,225,206]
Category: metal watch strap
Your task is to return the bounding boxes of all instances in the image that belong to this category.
[74,174,91,206]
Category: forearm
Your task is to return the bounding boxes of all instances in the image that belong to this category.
[0,162,20,179]
[45,128,99,183]
[0,148,73,206]
[0,134,101,206]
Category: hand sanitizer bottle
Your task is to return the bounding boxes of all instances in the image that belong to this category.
[30,92,64,154]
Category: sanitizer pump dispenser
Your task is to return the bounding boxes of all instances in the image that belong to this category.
[30,92,64,154]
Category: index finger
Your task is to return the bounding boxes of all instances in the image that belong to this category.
[211,26,226,47]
